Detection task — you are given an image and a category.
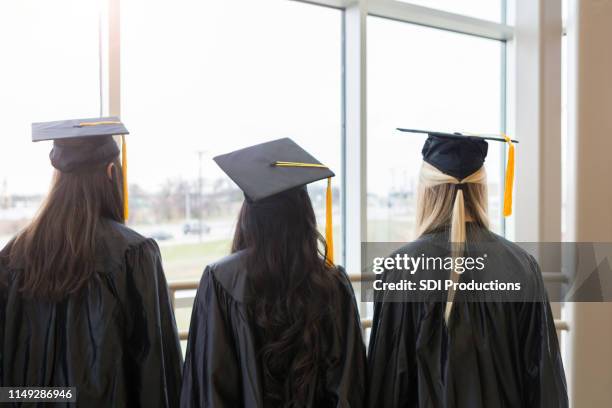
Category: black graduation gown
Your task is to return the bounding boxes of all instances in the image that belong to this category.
[180,250,367,407]
[0,219,183,407]
[367,225,568,408]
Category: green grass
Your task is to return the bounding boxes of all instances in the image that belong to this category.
[161,240,233,333]
[160,239,232,281]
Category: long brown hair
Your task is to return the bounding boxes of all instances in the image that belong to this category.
[232,187,342,407]
[7,159,124,301]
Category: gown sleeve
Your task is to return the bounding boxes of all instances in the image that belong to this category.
[520,255,569,408]
[124,238,183,408]
[367,293,421,408]
[180,266,242,408]
[326,270,367,408]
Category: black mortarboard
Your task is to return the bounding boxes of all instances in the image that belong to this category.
[214,138,334,201]
[32,117,130,220]
[422,132,489,180]
[397,128,518,144]
[398,128,518,216]
[214,137,336,262]
[32,117,128,172]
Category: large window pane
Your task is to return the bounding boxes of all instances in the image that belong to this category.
[121,0,343,283]
[0,0,101,247]
[367,17,504,243]
[397,0,504,22]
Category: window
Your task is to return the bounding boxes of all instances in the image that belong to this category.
[366,16,505,243]
[121,0,343,336]
[0,0,101,247]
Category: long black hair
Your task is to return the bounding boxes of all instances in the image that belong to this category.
[7,159,124,300]
[231,187,343,407]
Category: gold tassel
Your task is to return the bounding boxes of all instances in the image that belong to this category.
[77,121,121,127]
[122,135,128,221]
[273,161,334,265]
[273,161,328,168]
[325,177,334,265]
[502,133,515,217]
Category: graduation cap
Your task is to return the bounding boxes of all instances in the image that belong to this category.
[397,128,517,217]
[214,138,336,264]
[32,117,130,221]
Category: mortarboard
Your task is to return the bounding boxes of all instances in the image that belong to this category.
[214,138,336,264]
[32,117,130,221]
[397,128,517,217]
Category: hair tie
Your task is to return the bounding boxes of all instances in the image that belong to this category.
[456,183,467,191]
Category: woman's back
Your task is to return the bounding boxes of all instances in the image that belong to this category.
[181,249,366,408]
[368,130,567,407]
[367,224,567,407]
[0,219,182,407]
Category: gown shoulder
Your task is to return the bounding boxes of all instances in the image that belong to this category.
[99,219,155,250]
[0,219,159,285]
[203,249,249,303]
[204,251,357,305]
[91,219,164,277]
[393,224,541,282]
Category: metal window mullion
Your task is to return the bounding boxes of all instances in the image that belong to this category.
[343,1,368,331]
[367,0,514,41]
[99,0,121,118]
[291,0,350,9]
[512,0,562,242]
[500,40,508,236]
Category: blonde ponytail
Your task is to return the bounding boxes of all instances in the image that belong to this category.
[415,162,488,324]
[444,188,467,322]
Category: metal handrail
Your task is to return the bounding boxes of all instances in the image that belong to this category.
[176,317,567,341]
[169,271,567,292]
[169,276,570,341]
